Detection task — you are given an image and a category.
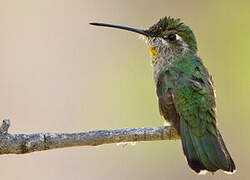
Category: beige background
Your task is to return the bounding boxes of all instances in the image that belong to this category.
[0,0,249,179]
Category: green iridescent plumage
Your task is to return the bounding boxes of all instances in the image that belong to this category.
[156,53,235,173]
[150,17,235,174]
[90,16,236,174]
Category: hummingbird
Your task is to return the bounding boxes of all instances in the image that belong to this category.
[90,16,236,174]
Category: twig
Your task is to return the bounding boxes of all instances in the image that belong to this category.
[0,119,179,155]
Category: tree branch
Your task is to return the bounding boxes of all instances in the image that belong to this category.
[0,119,179,155]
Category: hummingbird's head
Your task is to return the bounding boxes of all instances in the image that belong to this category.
[144,16,197,65]
[90,16,197,65]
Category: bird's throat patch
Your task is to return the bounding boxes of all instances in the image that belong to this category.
[148,46,158,63]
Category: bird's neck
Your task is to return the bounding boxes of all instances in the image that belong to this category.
[151,51,195,84]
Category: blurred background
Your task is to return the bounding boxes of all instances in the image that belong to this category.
[0,0,249,179]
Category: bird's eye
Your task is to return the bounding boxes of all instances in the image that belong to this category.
[168,34,177,41]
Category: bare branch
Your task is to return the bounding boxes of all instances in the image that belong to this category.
[0,119,179,155]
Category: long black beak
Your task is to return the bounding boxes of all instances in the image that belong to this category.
[89,22,151,37]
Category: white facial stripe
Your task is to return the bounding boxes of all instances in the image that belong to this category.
[175,34,189,50]
[176,34,182,41]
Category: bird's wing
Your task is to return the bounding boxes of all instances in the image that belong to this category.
[156,55,216,134]
[167,56,235,173]
[171,60,217,137]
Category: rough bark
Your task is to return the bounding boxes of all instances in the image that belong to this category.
[0,119,179,155]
